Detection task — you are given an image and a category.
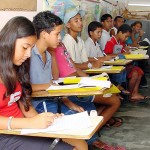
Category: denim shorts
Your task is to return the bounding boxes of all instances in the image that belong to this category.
[32,98,77,115]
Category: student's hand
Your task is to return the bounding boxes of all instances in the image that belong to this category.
[29,112,62,129]
[139,30,144,37]
[92,60,104,68]
[104,55,114,61]
[71,104,84,113]
[124,46,130,54]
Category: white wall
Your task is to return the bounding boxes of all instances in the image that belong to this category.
[0,0,43,30]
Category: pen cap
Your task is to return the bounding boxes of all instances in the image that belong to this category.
[90,110,98,117]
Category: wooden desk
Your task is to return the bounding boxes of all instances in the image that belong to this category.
[0,116,103,139]
[104,60,133,66]
[84,66,125,74]
[32,88,104,98]
[32,87,105,113]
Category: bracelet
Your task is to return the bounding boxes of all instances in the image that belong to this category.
[7,116,14,130]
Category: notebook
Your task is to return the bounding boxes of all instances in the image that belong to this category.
[21,111,98,135]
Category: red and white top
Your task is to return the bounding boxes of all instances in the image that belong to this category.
[0,82,23,117]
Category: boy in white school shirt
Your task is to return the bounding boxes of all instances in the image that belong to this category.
[62,6,126,150]
[85,21,114,62]
[98,14,112,51]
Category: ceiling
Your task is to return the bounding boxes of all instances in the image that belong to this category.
[104,0,150,19]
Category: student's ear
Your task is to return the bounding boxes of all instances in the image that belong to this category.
[89,31,93,36]
[118,31,122,36]
[40,30,47,39]
[66,22,71,29]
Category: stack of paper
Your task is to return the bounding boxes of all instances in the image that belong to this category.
[129,49,147,55]
[63,76,107,84]
[85,66,124,72]
[21,111,92,135]
[78,78,111,88]
[46,78,111,93]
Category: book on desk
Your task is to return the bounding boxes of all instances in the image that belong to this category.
[46,78,111,93]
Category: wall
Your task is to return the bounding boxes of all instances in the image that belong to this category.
[0,0,43,30]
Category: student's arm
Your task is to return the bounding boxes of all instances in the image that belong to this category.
[74,61,103,70]
[69,58,88,77]
[0,112,59,130]
[62,98,84,113]
[19,101,38,118]
[31,82,53,92]
[48,48,59,80]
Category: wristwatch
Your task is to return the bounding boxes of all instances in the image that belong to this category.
[87,62,93,69]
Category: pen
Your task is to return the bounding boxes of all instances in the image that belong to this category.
[94,57,98,60]
[103,52,107,56]
[43,101,47,112]
[123,49,127,53]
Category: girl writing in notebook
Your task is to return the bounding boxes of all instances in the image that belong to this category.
[0,16,81,150]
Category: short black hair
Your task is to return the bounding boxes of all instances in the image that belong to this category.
[33,11,63,39]
[101,14,112,22]
[114,16,124,22]
[132,21,142,27]
[88,21,103,36]
[117,24,132,34]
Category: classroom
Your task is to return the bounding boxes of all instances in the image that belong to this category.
[0,0,150,150]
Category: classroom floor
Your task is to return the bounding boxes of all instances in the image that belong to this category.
[96,73,150,150]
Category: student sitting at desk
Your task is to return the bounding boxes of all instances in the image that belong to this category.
[126,21,147,47]
[85,21,129,96]
[126,21,149,88]
[62,6,126,150]
[48,42,126,150]
[0,16,74,150]
[98,14,112,51]
[104,24,149,102]
[30,11,88,150]
[85,21,115,63]
[110,16,125,37]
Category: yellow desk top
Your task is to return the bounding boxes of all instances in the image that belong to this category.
[104,59,133,66]
[84,66,125,74]
[124,54,149,60]
[0,116,103,139]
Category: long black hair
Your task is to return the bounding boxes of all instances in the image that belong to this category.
[0,16,36,111]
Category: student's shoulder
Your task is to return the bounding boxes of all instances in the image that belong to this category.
[63,34,73,42]
[85,37,92,45]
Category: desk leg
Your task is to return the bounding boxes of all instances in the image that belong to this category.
[57,97,62,113]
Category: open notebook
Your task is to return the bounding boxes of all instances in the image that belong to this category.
[47,78,111,93]
[21,111,102,135]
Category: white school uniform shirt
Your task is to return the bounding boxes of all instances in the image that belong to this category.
[85,37,104,57]
[62,34,88,63]
[98,29,111,51]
